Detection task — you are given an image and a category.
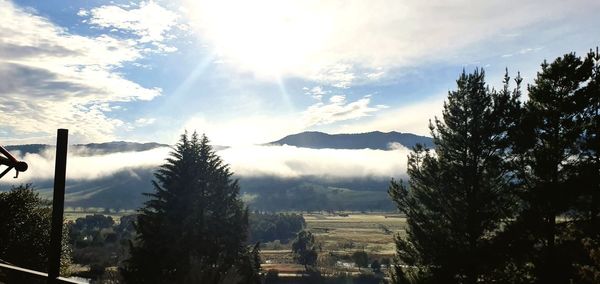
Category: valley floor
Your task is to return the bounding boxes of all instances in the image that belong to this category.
[261,212,406,276]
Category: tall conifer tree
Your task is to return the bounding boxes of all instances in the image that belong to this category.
[513,53,593,283]
[121,132,258,283]
[389,69,521,284]
[576,48,600,237]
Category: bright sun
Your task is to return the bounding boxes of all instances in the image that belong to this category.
[184,0,337,79]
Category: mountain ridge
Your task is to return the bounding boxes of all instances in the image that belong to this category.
[267,131,434,150]
[4,130,433,154]
[5,141,168,156]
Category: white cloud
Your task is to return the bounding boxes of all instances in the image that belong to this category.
[0,1,162,144]
[314,63,355,88]
[337,96,445,136]
[183,0,597,86]
[84,1,179,46]
[387,142,406,151]
[501,47,543,58]
[365,69,385,81]
[220,145,409,178]
[302,95,385,127]
[328,95,345,104]
[134,118,156,127]
[77,9,88,17]
[12,147,170,182]
[8,144,409,182]
[305,86,327,100]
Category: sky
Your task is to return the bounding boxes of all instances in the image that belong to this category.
[1,0,600,146]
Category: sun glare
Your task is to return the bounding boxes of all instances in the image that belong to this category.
[184,0,335,79]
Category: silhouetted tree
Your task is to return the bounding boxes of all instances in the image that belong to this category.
[577,238,600,283]
[291,230,318,269]
[68,214,115,248]
[249,212,305,243]
[389,69,522,283]
[235,242,261,284]
[0,184,71,282]
[371,259,382,273]
[575,48,600,237]
[121,132,258,283]
[264,269,280,284]
[352,251,369,270]
[380,257,391,268]
[511,52,594,283]
[571,49,600,284]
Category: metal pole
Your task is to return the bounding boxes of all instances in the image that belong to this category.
[47,129,68,283]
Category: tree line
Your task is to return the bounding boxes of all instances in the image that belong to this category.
[389,49,600,284]
[249,212,306,244]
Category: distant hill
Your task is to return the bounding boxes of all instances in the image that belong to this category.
[75,141,168,154]
[268,131,434,150]
[5,141,168,156]
[31,173,394,211]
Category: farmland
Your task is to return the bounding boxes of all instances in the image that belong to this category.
[261,213,406,276]
[64,211,406,277]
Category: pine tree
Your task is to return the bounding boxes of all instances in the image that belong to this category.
[389,69,521,284]
[567,48,600,283]
[576,48,600,237]
[513,53,593,283]
[121,132,258,283]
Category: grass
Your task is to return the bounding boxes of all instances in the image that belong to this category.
[305,213,406,255]
[64,211,406,275]
[261,212,407,274]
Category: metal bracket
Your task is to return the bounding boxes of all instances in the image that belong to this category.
[0,145,28,179]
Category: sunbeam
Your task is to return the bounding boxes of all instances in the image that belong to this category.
[172,53,216,98]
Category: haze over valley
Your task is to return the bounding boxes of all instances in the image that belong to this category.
[2,131,431,210]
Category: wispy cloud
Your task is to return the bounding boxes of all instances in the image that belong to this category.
[134,118,157,127]
[0,1,164,144]
[337,96,445,136]
[313,63,355,89]
[302,95,386,127]
[501,47,543,58]
[183,0,596,87]
[304,86,328,101]
[81,1,180,52]
[181,93,387,146]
